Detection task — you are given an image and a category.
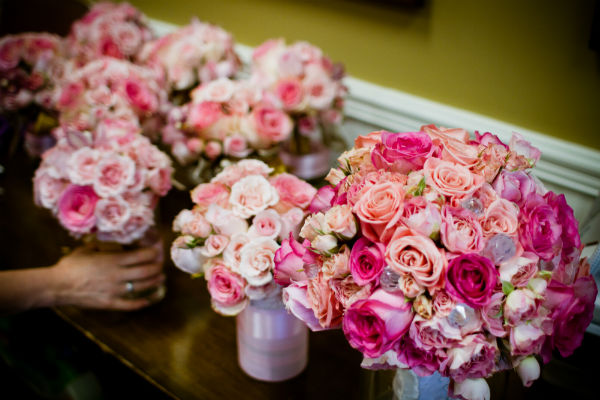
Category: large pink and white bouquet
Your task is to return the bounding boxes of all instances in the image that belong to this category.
[161,78,293,165]
[170,159,317,315]
[33,118,173,244]
[0,33,67,112]
[138,19,240,94]
[274,125,597,399]
[67,2,154,65]
[250,39,347,153]
[56,57,168,134]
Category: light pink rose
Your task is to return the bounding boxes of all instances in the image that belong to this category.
[186,101,224,131]
[509,322,546,356]
[251,106,293,145]
[204,140,222,160]
[481,292,506,337]
[239,237,279,286]
[508,132,541,166]
[57,185,99,233]
[205,259,248,316]
[205,204,248,237]
[329,275,372,309]
[353,181,405,243]
[385,227,447,292]
[303,69,336,110]
[146,167,172,197]
[423,157,484,201]
[309,185,335,213]
[307,272,344,329]
[67,148,101,185]
[190,182,229,208]
[223,233,251,272]
[194,78,235,103]
[515,356,540,388]
[211,159,273,187]
[401,196,442,239]
[481,198,519,237]
[269,173,317,210]
[34,170,67,210]
[95,196,131,232]
[279,207,305,240]
[311,234,338,254]
[498,251,539,287]
[282,281,327,331]
[432,290,456,317]
[124,78,158,113]
[229,175,279,218]
[440,206,484,254]
[176,210,211,238]
[275,78,304,109]
[200,234,230,257]
[223,134,252,158]
[398,274,425,298]
[449,378,490,400]
[93,154,135,197]
[324,205,357,239]
[299,212,325,242]
[504,288,537,326]
[421,124,480,168]
[409,314,462,352]
[248,209,282,239]
[170,235,206,274]
[440,334,497,382]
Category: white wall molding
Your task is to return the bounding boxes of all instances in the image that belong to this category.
[149,18,600,198]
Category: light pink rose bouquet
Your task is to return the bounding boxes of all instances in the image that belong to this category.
[33,118,173,244]
[274,125,597,399]
[138,18,240,94]
[161,78,293,166]
[66,2,154,65]
[170,159,317,316]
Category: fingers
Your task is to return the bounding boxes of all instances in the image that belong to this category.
[120,273,165,296]
[119,263,164,282]
[112,246,160,266]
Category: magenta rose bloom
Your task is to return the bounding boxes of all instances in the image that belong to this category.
[472,131,508,150]
[308,185,335,213]
[397,335,441,377]
[343,289,414,358]
[349,237,386,285]
[445,253,498,308]
[544,191,581,267]
[371,131,433,174]
[492,170,538,208]
[57,184,99,233]
[518,193,562,261]
[274,233,314,286]
[541,276,597,361]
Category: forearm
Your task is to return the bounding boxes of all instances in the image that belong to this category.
[0,267,59,314]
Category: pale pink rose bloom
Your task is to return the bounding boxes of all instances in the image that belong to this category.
[190,182,230,208]
[180,211,212,238]
[223,233,251,273]
[482,198,519,237]
[322,245,351,280]
[473,183,499,209]
[449,378,490,400]
[275,77,305,110]
[329,275,372,309]
[194,77,235,103]
[146,167,172,197]
[239,237,279,286]
[509,323,545,356]
[205,204,248,237]
[248,209,282,240]
[432,290,456,317]
[325,168,345,186]
[398,274,425,298]
[385,227,447,292]
[170,236,206,274]
[481,292,507,337]
[67,148,101,185]
[278,207,305,241]
[423,157,484,201]
[223,134,252,158]
[312,234,338,255]
[203,140,222,160]
[498,251,539,287]
[360,350,408,371]
[95,196,131,232]
[93,154,135,197]
[303,65,336,110]
[401,196,442,239]
[440,334,498,383]
[269,173,317,209]
[509,132,541,166]
[515,356,540,387]
[307,273,344,329]
[299,213,325,241]
[229,175,279,218]
[409,314,462,352]
[34,170,67,210]
[251,106,293,146]
[205,259,248,316]
[504,289,537,326]
[200,234,230,257]
[282,281,327,331]
[57,184,99,234]
[324,205,357,239]
[421,124,480,168]
[440,206,484,254]
[353,181,405,243]
[337,147,373,175]
[211,159,273,187]
[172,209,194,232]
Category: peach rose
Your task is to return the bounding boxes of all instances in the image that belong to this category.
[398,274,425,298]
[307,273,344,329]
[353,181,405,243]
[482,198,519,237]
[413,294,433,319]
[324,205,357,239]
[229,175,279,218]
[421,124,479,168]
[440,206,484,254]
[423,157,484,201]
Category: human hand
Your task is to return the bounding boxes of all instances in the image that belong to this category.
[49,244,166,311]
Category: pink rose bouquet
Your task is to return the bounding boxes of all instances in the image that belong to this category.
[138,18,240,94]
[66,2,154,65]
[274,125,598,399]
[161,78,293,166]
[33,118,173,244]
[170,159,317,316]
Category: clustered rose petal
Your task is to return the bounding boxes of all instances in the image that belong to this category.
[445,253,498,308]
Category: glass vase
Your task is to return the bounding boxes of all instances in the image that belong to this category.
[236,298,308,382]
[393,370,453,400]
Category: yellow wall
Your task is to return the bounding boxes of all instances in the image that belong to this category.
[125,0,600,150]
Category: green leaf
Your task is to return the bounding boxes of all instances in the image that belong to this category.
[493,308,503,319]
[502,280,515,296]
[191,272,204,279]
[538,270,552,279]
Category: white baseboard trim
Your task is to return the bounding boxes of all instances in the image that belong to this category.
[149,19,600,197]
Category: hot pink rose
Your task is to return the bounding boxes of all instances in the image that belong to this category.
[440,334,498,382]
[252,106,292,144]
[275,78,304,109]
[93,154,135,197]
[273,233,314,285]
[125,78,158,113]
[308,185,335,213]
[385,227,447,291]
[353,181,405,243]
[307,273,344,329]
[445,253,498,308]
[205,260,248,316]
[440,206,484,254]
[229,175,279,218]
[371,131,433,174]
[190,182,230,208]
[270,173,317,209]
[57,184,99,233]
[397,335,441,377]
[349,237,386,286]
[544,191,581,270]
[423,158,484,201]
[187,101,224,131]
[518,193,562,261]
[342,289,414,358]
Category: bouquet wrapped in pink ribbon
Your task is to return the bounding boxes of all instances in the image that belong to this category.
[66,1,154,65]
[170,159,317,315]
[138,18,241,94]
[161,78,293,166]
[274,125,597,399]
[33,118,173,244]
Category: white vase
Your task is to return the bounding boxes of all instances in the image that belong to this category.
[236,299,308,382]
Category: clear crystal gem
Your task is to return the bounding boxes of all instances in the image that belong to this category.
[483,233,516,265]
[447,303,476,328]
[379,267,402,293]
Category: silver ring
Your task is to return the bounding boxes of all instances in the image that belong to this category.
[126,281,134,293]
